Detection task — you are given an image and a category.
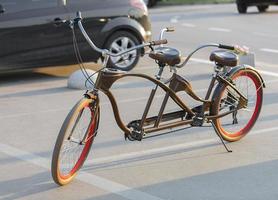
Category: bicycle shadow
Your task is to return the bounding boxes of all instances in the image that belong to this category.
[0,171,55,200]
[81,159,278,200]
[82,139,228,172]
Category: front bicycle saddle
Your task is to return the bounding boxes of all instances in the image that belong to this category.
[210,50,238,67]
[149,47,181,66]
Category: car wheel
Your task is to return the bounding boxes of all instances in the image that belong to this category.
[104,31,140,71]
[144,0,156,7]
[236,0,247,14]
[257,5,269,12]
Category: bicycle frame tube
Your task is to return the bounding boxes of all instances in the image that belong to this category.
[197,72,248,120]
[91,67,250,136]
[93,69,211,135]
[216,74,248,106]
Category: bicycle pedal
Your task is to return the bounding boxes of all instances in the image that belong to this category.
[192,116,204,127]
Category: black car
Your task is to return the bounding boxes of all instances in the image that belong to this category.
[236,0,278,13]
[0,0,151,72]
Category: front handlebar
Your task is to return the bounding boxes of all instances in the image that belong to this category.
[74,11,167,58]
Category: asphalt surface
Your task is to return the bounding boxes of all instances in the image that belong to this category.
[1,3,278,200]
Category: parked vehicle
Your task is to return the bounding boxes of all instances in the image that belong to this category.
[0,0,151,72]
[236,0,278,13]
[144,0,159,7]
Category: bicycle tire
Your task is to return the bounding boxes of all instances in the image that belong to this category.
[211,69,263,142]
[51,98,99,185]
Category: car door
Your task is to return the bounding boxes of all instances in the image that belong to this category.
[0,0,73,71]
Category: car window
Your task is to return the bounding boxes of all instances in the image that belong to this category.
[0,0,69,27]
[0,0,59,14]
[67,0,128,11]
[66,0,129,18]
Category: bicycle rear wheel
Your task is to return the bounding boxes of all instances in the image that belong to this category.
[211,69,263,142]
[51,98,99,185]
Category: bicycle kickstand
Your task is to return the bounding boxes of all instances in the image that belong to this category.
[210,121,233,153]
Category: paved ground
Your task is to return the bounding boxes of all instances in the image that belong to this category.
[1,3,278,200]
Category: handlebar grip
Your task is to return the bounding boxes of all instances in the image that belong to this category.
[166,27,175,32]
[219,44,235,50]
[151,39,168,46]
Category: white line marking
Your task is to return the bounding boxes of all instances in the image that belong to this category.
[265,79,278,84]
[191,58,213,65]
[181,23,196,28]
[260,48,278,54]
[0,143,164,200]
[0,108,69,120]
[258,70,278,78]
[208,27,231,33]
[191,58,278,78]
[256,61,278,69]
[170,16,180,23]
[0,143,49,169]
[252,127,278,134]
[85,126,278,165]
[77,173,163,200]
[253,32,278,38]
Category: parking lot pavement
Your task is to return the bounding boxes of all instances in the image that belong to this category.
[1,3,278,200]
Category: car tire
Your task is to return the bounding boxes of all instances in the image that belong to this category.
[236,0,247,14]
[144,0,157,7]
[257,5,269,12]
[104,31,140,71]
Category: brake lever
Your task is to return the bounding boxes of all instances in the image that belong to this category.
[53,17,67,27]
[166,27,175,32]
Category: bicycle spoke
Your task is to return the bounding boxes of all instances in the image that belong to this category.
[215,70,262,138]
[57,105,96,177]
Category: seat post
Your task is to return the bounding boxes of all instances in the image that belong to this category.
[155,62,166,80]
[214,63,223,73]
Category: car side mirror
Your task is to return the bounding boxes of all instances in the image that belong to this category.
[0,4,5,14]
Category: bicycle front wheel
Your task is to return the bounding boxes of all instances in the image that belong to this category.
[51,98,99,185]
[211,69,263,142]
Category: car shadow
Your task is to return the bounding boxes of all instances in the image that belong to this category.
[0,70,77,98]
[0,86,72,99]
[245,10,278,15]
[0,70,66,86]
